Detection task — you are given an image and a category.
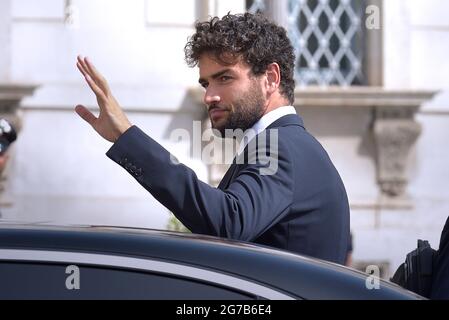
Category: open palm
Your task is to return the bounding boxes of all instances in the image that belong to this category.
[75,55,131,142]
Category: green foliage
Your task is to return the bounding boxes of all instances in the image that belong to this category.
[166,214,190,233]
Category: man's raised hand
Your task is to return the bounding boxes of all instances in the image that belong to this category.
[75,55,131,142]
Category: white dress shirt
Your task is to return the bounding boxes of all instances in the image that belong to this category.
[237,105,297,155]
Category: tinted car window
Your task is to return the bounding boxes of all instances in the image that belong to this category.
[0,262,255,300]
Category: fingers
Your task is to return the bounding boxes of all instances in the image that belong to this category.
[76,60,88,79]
[84,57,104,83]
[77,55,90,79]
[86,73,107,102]
[77,56,99,87]
[77,60,107,102]
[75,105,97,126]
[77,55,110,95]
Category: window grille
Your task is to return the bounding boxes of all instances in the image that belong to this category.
[248,0,366,86]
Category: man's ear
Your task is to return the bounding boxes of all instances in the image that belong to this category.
[265,63,281,95]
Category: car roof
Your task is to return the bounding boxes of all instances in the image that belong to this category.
[0,222,422,300]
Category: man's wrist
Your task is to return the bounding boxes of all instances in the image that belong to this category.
[115,123,133,142]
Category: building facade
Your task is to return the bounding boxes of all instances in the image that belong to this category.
[0,0,448,277]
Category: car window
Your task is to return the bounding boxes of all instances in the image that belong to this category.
[0,262,256,299]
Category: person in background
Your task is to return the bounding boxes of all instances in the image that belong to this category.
[0,119,17,218]
[0,154,9,172]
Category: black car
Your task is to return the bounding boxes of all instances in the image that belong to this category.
[0,223,422,300]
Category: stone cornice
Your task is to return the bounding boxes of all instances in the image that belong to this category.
[190,86,438,109]
[293,86,437,108]
[0,83,39,109]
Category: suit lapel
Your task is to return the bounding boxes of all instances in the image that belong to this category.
[217,114,306,190]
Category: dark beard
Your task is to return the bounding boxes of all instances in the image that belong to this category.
[214,81,266,138]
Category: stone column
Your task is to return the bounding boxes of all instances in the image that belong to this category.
[197,0,211,21]
[0,0,11,82]
[265,0,289,29]
[0,0,12,209]
[364,0,384,86]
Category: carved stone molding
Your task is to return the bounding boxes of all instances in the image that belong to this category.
[374,106,421,197]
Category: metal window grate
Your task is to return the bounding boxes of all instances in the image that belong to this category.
[247,0,266,13]
[248,0,365,87]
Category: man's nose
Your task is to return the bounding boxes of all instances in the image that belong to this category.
[203,89,221,106]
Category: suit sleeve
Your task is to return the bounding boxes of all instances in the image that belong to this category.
[106,125,294,241]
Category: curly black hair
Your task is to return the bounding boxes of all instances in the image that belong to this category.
[185,12,296,105]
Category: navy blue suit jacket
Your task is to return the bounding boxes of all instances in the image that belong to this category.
[431,216,449,299]
[107,114,350,264]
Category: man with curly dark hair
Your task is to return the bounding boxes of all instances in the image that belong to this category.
[75,13,350,264]
[185,13,296,137]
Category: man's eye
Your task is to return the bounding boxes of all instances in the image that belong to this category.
[220,76,231,81]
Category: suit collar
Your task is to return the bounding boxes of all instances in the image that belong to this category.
[237,106,297,155]
[219,114,306,190]
[267,114,306,130]
[252,106,297,132]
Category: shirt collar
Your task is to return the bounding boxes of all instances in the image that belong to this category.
[237,106,297,155]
